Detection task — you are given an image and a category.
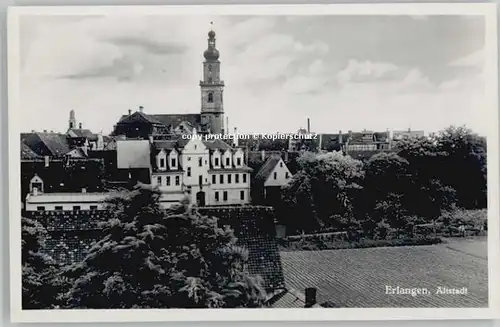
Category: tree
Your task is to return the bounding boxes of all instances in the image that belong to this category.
[281,151,364,233]
[65,184,267,309]
[22,217,65,309]
[434,126,487,209]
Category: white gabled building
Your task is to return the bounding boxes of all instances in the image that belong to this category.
[151,130,253,208]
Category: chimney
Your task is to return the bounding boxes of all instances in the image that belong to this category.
[305,287,317,308]
[44,155,50,168]
[32,187,38,196]
[261,149,266,161]
[139,106,144,113]
[81,188,87,193]
[339,130,343,144]
[149,135,154,144]
[307,118,310,133]
[79,122,82,129]
[128,109,132,115]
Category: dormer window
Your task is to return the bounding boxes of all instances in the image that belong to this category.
[237,157,242,166]
[160,158,165,168]
[226,157,230,167]
[30,175,44,194]
[171,158,177,168]
[215,157,219,166]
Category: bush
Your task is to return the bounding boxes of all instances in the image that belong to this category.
[280,235,442,252]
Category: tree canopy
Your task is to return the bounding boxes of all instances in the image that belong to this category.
[65,184,267,308]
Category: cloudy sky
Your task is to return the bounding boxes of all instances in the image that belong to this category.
[18,14,486,135]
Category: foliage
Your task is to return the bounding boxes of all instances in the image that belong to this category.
[279,125,487,240]
[281,151,364,234]
[279,235,442,252]
[65,184,267,309]
[22,217,67,309]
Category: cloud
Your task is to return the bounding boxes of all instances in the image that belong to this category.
[449,49,484,69]
[60,55,144,81]
[336,60,399,85]
[17,14,489,137]
[103,36,187,55]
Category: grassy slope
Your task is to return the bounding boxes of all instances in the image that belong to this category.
[280,237,488,308]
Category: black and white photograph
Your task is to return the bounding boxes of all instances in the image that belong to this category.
[8,4,500,322]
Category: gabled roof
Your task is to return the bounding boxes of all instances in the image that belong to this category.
[255,155,282,182]
[152,114,202,127]
[203,139,232,151]
[118,111,165,125]
[22,132,71,158]
[67,128,96,140]
[21,142,41,160]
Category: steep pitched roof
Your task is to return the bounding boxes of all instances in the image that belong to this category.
[255,155,282,182]
[67,128,97,140]
[22,132,71,158]
[21,142,40,160]
[151,114,202,127]
[203,139,232,151]
[118,111,165,125]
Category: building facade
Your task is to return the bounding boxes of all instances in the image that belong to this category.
[151,130,252,208]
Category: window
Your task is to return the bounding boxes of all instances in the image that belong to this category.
[37,206,45,211]
[226,157,230,166]
[160,158,165,168]
[243,174,247,183]
[215,157,219,166]
[199,175,203,185]
[237,157,242,166]
[215,191,219,201]
[212,175,216,184]
[166,176,171,186]
[175,176,180,186]
[208,93,214,103]
[171,158,177,168]
[55,206,63,211]
[285,172,290,179]
[90,205,98,210]
[208,77,213,83]
[188,157,191,161]
[208,64,212,72]
[274,172,277,180]
[220,174,224,184]
[240,190,245,200]
[228,174,232,184]
[235,174,240,183]
[73,206,81,211]
[198,157,203,167]
[223,191,228,201]
[280,162,283,167]
[187,167,191,177]
[157,176,162,185]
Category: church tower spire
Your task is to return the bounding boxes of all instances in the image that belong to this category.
[200,23,225,134]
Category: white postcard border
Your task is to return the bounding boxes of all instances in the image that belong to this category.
[8,3,500,323]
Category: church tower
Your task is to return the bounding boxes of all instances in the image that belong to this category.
[200,25,224,134]
[69,109,76,129]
